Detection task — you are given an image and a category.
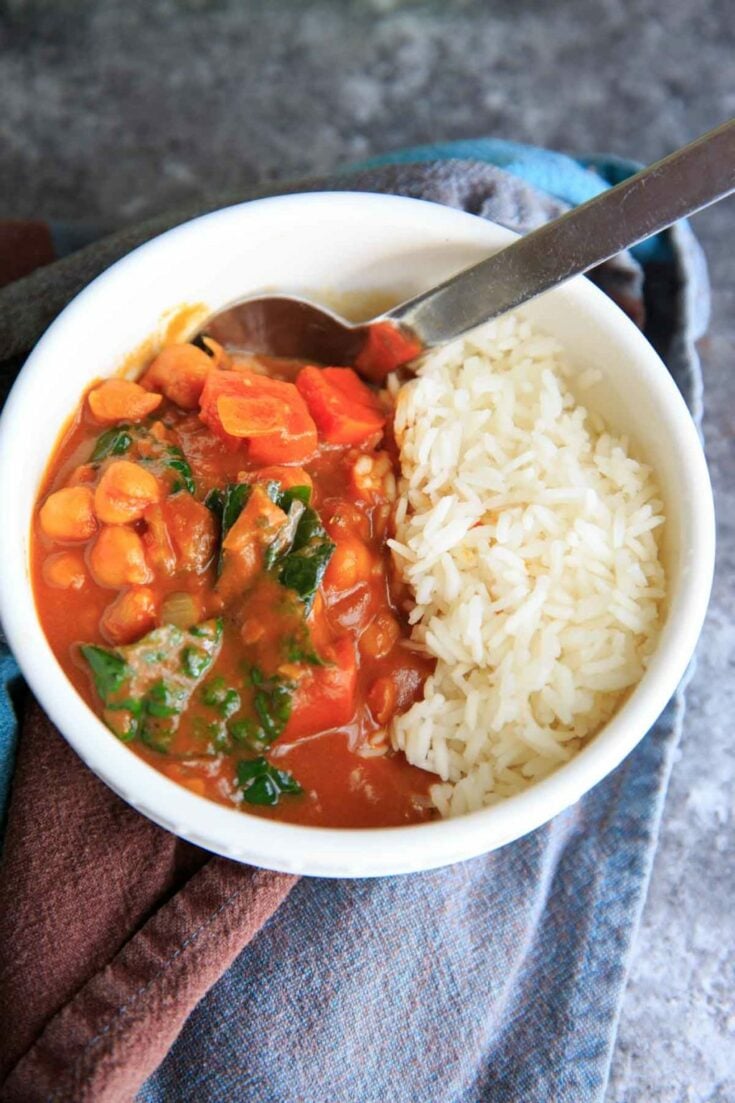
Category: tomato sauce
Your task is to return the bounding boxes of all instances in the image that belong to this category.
[31,340,437,827]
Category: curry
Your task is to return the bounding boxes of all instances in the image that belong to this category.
[31,338,436,827]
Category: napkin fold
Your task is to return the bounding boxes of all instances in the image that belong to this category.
[0,148,708,1103]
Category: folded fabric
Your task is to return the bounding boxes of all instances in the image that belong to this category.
[0,147,707,1103]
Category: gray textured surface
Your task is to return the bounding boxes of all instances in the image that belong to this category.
[1,1,733,1099]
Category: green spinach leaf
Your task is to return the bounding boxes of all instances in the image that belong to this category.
[91,424,197,495]
[81,645,130,698]
[275,531,333,617]
[243,667,295,748]
[205,479,333,610]
[236,757,302,806]
[82,618,223,751]
[165,446,196,495]
[200,675,241,719]
[90,426,134,462]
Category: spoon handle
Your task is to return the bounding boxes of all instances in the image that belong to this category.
[387,118,735,346]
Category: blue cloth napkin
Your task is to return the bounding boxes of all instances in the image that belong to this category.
[0,140,708,1103]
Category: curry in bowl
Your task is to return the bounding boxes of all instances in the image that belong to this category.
[32,338,436,827]
[31,313,666,827]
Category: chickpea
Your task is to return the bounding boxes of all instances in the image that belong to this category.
[67,464,97,487]
[89,525,151,588]
[94,460,160,524]
[324,537,373,593]
[324,499,370,541]
[39,486,97,542]
[88,378,162,423]
[254,465,313,492]
[367,676,397,725]
[359,611,401,660]
[241,620,265,644]
[140,344,211,409]
[101,585,158,644]
[42,551,87,590]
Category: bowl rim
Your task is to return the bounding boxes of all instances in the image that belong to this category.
[0,190,716,877]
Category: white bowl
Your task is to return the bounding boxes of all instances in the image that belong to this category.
[0,192,715,877]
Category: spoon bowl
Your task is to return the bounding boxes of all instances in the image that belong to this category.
[205,294,369,365]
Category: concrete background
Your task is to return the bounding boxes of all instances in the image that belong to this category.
[1,1,733,1099]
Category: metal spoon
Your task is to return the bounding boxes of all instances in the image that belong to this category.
[202,119,734,376]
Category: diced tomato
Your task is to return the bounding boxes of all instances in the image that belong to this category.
[353,322,423,382]
[321,368,383,410]
[280,636,357,741]
[142,503,177,575]
[199,369,317,463]
[296,365,385,445]
[163,493,217,573]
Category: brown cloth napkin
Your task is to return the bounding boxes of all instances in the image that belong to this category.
[0,211,306,1103]
[0,703,296,1102]
[0,164,648,1103]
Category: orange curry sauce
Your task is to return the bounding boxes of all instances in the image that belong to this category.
[31,340,436,827]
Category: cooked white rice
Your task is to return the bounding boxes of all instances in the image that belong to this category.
[390,313,665,818]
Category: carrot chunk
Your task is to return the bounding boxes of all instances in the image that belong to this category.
[88,379,162,423]
[94,460,160,524]
[218,395,284,437]
[280,636,357,741]
[89,525,152,588]
[101,585,158,644]
[295,366,385,445]
[39,486,97,542]
[140,344,212,409]
[199,369,317,463]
